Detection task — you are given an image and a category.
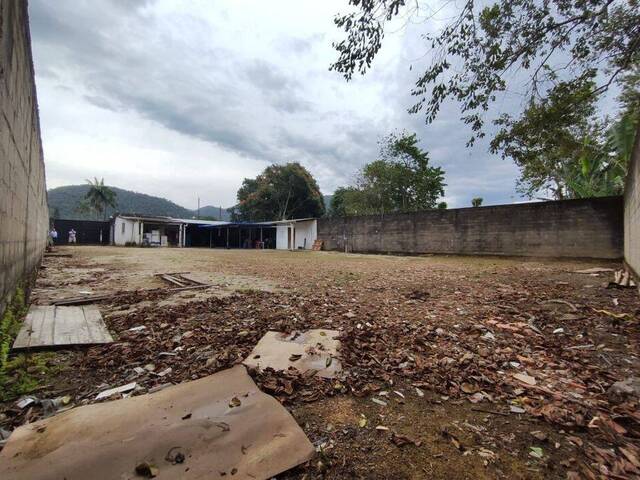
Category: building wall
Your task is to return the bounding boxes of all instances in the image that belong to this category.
[52,219,111,245]
[112,217,141,245]
[318,197,623,259]
[0,1,48,314]
[294,220,317,250]
[276,225,289,250]
[624,125,640,277]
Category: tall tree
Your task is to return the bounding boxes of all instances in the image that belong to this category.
[332,132,445,215]
[491,72,638,199]
[331,1,640,146]
[490,78,602,199]
[232,163,325,221]
[79,178,117,220]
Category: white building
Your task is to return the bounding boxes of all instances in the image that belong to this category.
[273,218,318,250]
[111,215,227,247]
[110,214,317,250]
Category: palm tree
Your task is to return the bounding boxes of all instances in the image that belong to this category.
[80,178,117,220]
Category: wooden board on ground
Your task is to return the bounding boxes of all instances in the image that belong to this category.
[12,305,113,350]
[0,365,315,480]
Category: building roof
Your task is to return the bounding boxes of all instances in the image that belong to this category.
[115,213,229,226]
[268,218,317,224]
[113,214,317,226]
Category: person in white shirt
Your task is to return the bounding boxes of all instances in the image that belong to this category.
[48,228,57,246]
[68,228,77,244]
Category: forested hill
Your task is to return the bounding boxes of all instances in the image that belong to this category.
[47,185,231,221]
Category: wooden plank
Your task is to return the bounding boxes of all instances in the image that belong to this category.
[31,306,55,348]
[162,274,186,287]
[12,307,38,349]
[52,294,112,306]
[52,284,213,306]
[53,305,81,346]
[82,306,113,344]
[12,306,113,351]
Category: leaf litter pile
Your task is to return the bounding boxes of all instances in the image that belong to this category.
[1,248,639,479]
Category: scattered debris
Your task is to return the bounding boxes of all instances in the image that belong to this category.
[609,269,637,288]
[156,272,207,288]
[390,432,422,447]
[8,248,639,478]
[15,396,37,409]
[52,284,213,306]
[95,382,137,400]
[573,267,614,274]
[529,446,544,459]
[127,325,147,332]
[512,373,537,386]
[135,462,159,478]
[543,299,578,312]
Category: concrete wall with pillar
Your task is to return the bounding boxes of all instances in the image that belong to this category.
[624,125,640,280]
[0,1,49,315]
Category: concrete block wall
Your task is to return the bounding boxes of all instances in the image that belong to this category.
[624,125,640,277]
[0,1,48,314]
[318,197,623,259]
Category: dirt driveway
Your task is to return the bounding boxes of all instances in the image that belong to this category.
[3,246,639,479]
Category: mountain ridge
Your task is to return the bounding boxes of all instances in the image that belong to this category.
[48,185,232,221]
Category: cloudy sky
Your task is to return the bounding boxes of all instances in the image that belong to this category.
[30,0,527,209]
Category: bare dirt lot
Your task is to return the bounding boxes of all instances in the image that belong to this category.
[2,246,639,479]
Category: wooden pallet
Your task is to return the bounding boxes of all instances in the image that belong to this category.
[312,240,323,251]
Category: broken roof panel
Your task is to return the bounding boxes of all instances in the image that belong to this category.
[244,329,342,379]
[0,365,315,480]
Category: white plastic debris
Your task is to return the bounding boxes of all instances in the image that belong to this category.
[127,326,147,332]
[371,397,388,407]
[95,382,137,400]
[15,396,37,409]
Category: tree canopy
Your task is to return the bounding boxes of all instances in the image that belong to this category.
[330,132,445,216]
[232,163,325,221]
[331,1,639,200]
[331,0,639,146]
[491,73,638,199]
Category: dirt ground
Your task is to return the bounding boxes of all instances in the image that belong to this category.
[2,245,639,479]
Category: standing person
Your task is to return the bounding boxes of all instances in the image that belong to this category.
[68,228,77,244]
[49,227,58,247]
